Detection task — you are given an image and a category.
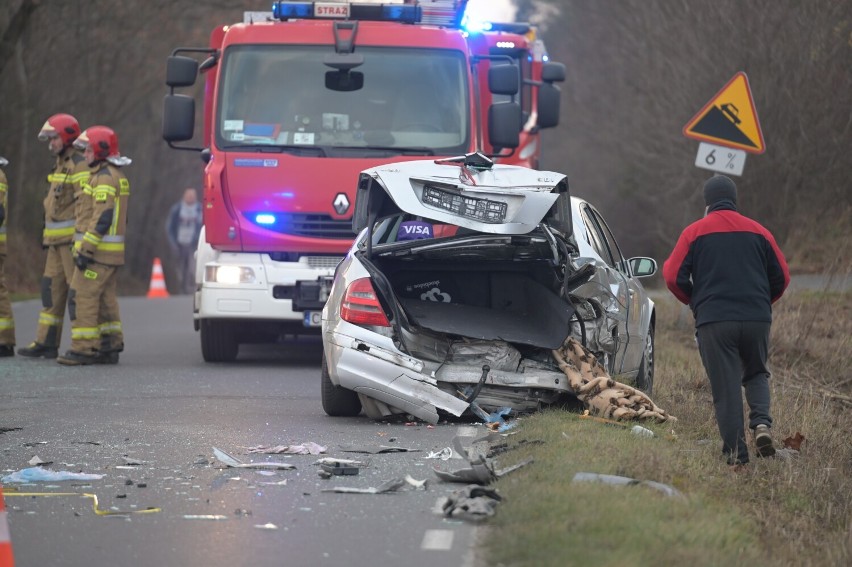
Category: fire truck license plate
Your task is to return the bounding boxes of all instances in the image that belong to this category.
[304,311,323,327]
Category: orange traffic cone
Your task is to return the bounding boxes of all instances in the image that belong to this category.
[147,257,170,299]
[0,484,14,566]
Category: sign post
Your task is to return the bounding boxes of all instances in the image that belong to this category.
[684,72,765,176]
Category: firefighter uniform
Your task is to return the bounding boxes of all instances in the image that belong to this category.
[18,148,90,355]
[65,162,129,360]
[0,159,15,354]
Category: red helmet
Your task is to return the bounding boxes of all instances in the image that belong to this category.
[38,113,81,145]
[76,126,119,161]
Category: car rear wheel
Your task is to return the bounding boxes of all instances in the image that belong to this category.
[321,354,362,417]
[200,320,239,362]
[635,323,654,395]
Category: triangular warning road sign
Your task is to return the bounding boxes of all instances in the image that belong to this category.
[683,72,765,154]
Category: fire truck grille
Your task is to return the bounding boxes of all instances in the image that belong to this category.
[247,213,354,239]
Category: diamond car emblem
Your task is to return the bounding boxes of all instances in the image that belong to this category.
[333,193,350,215]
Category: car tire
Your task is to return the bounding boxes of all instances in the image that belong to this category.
[200,320,239,362]
[321,354,361,417]
[635,323,654,395]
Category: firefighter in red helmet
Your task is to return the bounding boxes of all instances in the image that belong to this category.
[0,156,15,356]
[18,114,91,359]
[58,126,131,365]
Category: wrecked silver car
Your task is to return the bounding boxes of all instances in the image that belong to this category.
[321,153,657,424]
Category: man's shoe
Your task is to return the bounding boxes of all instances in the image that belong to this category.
[754,424,776,458]
[57,351,99,366]
[18,342,59,359]
[0,345,14,357]
[95,351,120,364]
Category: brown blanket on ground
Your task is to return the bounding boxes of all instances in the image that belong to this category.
[552,338,676,423]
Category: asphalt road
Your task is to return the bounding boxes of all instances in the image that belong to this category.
[1,296,483,567]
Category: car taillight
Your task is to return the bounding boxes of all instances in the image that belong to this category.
[340,278,390,327]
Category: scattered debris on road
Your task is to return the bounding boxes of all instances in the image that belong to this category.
[436,485,502,522]
[212,447,296,470]
[321,478,406,494]
[2,467,105,483]
[2,490,160,516]
[245,442,327,455]
[339,444,421,454]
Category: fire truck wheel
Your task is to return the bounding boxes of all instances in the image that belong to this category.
[321,353,361,417]
[200,320,239,362]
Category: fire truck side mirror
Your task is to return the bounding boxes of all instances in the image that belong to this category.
[488,65,519,96]
[166,56,199,88]
[541,62,566,83]
[163,94,196,143]
[488,102,521,150]
[537,83,561,129]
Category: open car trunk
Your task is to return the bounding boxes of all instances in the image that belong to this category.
[373,256,575,350]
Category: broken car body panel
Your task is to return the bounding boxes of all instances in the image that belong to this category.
[323,155,655,424]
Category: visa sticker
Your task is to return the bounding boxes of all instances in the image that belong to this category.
[397,221,433,241]
[234,159,279,168]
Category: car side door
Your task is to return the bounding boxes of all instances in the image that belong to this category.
[577,204,631,375]
[586,206,646,373]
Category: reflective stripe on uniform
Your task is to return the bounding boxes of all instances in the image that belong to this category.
[0,318,14,330]
[83,232,101,246]
[47,173,72,183]
[93,185,116,203]
[98,234,125,252]
[43,219,76,238]
[73,232,84,242]
[99,321,122,335]
[71,327,100,340]
[71,171,91,183]
[38,312,63,327]
[46,220,76,229]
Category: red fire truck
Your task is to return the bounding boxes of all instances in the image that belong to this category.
[162,0,564,362]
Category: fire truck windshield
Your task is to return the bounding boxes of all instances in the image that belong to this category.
[216,45,470,156]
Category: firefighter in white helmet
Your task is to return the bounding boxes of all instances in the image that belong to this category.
[0,156,14,356]
[18,114,91,358]
[58,126,131,365]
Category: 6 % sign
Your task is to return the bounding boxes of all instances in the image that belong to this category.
[694,142,746,176]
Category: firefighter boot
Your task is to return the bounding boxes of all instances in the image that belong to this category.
[18,342,59,358]
[0,345,14,357]
[57,350,98,366]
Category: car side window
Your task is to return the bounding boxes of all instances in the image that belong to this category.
[589,207,626,273]
[580,206,614,266]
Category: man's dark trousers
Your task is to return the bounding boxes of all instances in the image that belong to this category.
[697,321,772,465]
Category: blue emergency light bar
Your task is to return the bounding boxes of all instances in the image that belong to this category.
[271,2,422,24]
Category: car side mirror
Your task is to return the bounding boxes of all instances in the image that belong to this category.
[629,257,657,278]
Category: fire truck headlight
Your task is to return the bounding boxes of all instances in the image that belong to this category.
[206,265,256,285]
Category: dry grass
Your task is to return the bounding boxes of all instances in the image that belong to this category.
[482,289,852,567]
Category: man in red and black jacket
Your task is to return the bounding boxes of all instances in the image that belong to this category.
[663,175,790,466]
